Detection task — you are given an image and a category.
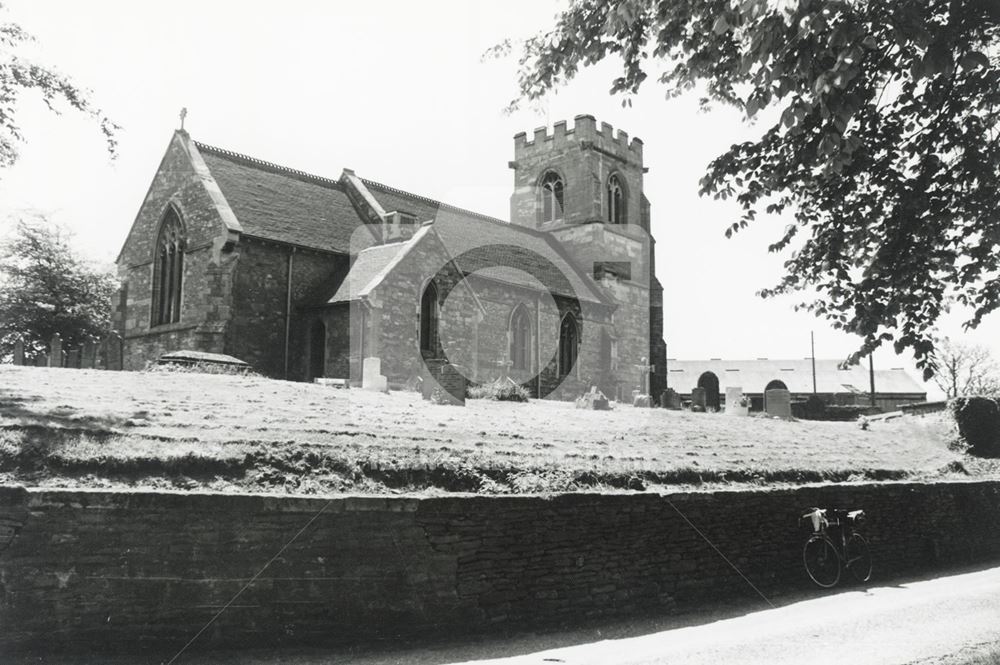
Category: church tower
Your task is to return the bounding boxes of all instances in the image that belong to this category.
[509,115,667,398]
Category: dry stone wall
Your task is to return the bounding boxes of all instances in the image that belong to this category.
[2,481,1000,655]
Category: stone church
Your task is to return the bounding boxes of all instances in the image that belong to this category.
[113,115,667,399]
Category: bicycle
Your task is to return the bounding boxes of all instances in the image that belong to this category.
[800,507,873,588]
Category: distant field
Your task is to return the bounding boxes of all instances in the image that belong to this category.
[0,365,983,496]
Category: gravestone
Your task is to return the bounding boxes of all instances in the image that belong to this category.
[725,386,749,416]
[632,393,651,408]
[576,386,610,410]
[660,388,681,409]
[690,386,707,412]
[104,335,123,370]
[633,357,654,408]
[361,357,389,393]
[432,363,466,406]
[13,340,24,366]
[48,334,62,367]
[81,341,96,369]
[66,348,80,369]
[35,354,47,367]
[765,388,793,418]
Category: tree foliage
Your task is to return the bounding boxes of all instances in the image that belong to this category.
[500,0,1000,378]
[0,219,118,360]
[931,336,1000,398]
[0,2,117,169]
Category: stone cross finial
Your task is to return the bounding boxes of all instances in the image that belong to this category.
[179,107,187,130]
[491,357,514,379]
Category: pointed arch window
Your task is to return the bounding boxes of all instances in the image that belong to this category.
[607,174,626,224]
[540,171,565,224]
[558,312,579,377]
[420,281,439,356]
[510,305,532,371]
[152,208,186,326]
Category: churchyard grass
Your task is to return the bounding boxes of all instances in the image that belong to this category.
[0,365,984,496]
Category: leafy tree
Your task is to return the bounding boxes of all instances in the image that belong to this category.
[1,2,118,169]
[931,336,1000,398]
[0,219,118,360]
[499,0,1000,378]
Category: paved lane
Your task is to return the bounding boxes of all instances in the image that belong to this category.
[446,566,1000,665]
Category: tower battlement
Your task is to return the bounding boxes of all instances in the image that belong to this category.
[513,114,643,164]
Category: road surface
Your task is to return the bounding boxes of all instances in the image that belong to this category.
[445,565,1000,665]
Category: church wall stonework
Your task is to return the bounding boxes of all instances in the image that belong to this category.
[510,115,645,231]
[226,239,346,379]
[116,132,239,369]
[366,239,480,385]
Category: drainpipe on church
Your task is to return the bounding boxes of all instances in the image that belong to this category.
[536,294,542,397]
[283,248,296,379]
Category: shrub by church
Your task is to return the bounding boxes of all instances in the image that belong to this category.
[113,115,667,399]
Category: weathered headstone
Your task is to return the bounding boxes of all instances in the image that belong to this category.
[765,388,793,418]
[432,363,466,406]
[48,334,62,368]
[576,386,610,410]
[66,348,80,369]
[725,386,749,417]
[34,354,47,367]
[361,357,389,393]
[13,340,24,366]
[104,335,123,371]
[81,341,96,369]
[660,388,681,409]
[690,386,707,412]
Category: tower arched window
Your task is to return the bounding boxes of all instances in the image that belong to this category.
[509,304,532,371]
[540,171,565,224]
[558,312,579,377]
[419,281,439,356]
[607,174,626,224]
[152,208,186,326]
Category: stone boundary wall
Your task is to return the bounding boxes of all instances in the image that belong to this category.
[2,481,1000,654]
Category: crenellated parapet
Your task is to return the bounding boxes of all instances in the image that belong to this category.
[513,114,643,166]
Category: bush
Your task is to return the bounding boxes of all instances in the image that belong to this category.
[951,396,1000,458]
[467,379,530,402]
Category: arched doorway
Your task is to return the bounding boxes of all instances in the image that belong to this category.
[697,371,720,411]
[763,379,788,411]
[558,313,579,377]
[309,320,326,380]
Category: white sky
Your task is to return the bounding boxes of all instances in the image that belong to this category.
[1,0,997,398]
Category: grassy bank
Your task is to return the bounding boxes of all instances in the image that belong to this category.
[0,365,981,495]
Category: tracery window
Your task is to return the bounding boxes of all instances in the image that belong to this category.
[540,171,565,224]
[510,305,532,371]
[152,208,185,326]
[607,173,626,224]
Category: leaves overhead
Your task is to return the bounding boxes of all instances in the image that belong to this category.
[0,2,118,169]
[0,219,118,360]
[501,0,1000,378]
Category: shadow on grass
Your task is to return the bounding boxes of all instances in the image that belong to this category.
[0,387,130,432]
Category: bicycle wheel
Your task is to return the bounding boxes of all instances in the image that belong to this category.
[803,535,841,588]
[845,532,872,583]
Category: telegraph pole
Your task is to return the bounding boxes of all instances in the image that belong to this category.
[869,353,876,408]
[810,331,817,395]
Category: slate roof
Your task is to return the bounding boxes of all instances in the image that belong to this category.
[327,235,421,304]
[362,179,609,304]
[666,359,927,396]
[195,142,365,254]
